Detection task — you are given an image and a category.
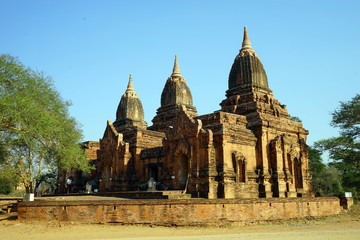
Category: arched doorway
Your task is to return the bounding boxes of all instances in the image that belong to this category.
[177,153,188,189]
[232,151,246,182]
[294,158,303,189]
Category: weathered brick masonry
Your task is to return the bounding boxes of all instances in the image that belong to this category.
[18,197,341,225]
[95,27,313,199]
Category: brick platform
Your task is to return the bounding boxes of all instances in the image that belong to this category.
[18,197,341,226]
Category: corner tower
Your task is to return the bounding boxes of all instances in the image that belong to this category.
[149,55,197,132]
[221,27,311,199]
[113,74,147,132]
[221,26,289,120]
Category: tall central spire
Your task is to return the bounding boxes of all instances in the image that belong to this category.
[171,55,181,77]
[226,26,269,94]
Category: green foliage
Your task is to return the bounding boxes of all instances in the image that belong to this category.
[35,168,58,195]
[289,116,302,123]
[0,142,6,163]
[308,146,344,197]
[311,165,344,197]
[0,175,14,194]
[328,161,360,198]
[315,137,360,172]
[331,94,360,139]
[315,94,360,197]
[36,169,58,186]
[0,188,25,197]
[308,146,326,175]
[0,54,90,193]
[0,158,19,195]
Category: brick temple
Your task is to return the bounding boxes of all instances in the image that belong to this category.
[96,27,312,199]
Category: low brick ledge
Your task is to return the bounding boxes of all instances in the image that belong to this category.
[18,197,341,226]
[19,197,337,206]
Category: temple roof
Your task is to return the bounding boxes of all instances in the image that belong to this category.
[227,27,270,95]
[160,55,194,108]
[115,74,145,123]
[149,55,197,132]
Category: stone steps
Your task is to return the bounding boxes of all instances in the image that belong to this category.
[0,200,20,214]
[161,191,191,199]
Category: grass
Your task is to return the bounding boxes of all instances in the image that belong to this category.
[0,189,25,198]
[348,203,360,217]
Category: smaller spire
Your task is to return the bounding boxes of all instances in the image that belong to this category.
[126,74,134,91]
[172,55,181,77]
[115,74,146,127]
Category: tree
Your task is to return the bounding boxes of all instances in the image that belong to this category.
[332,94,360,140]
[308,146,344,197]
[329,161,360,197]
[315,94,360,196]
[308,147,326,176]
[315,137,360,173]
[36,168,58,195]
[0,54,90,193]
[311,165,344,197]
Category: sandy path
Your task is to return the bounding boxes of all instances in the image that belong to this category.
[1,213,360,240]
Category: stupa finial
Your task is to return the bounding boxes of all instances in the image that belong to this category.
[242,26,253,50]
[127,74,134,91]
[240,26,257,57]
[172,55,181,77]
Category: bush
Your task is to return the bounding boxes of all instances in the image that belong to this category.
[311,166,344,197]
[0,176,14,194]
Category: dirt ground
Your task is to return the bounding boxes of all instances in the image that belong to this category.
[1,209,359,240]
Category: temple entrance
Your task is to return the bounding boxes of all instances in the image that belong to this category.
[294,158,303,189]
[177,153,188,189]
[232,152,246,182]
[148,164,158,182]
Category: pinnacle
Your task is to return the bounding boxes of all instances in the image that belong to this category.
[242,26,252,49]
[240,26,256,56]
[172,55,182,77]
[127,74,134,90]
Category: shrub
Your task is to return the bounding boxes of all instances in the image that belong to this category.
[0,176,14,194]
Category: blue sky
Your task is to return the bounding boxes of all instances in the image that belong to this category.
[1,0,359,147]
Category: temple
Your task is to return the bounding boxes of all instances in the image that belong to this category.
[96,27,312,198]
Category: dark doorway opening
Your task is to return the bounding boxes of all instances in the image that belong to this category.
[178,154,188,188]
[148,164,158,182]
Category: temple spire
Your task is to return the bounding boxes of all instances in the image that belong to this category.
[172,55,181,77]
[126,74,134,92]
[242,26,253,50]
[240,26,257,57]
[115,73,147,130]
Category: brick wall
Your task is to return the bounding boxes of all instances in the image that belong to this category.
[18,197,341,226]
